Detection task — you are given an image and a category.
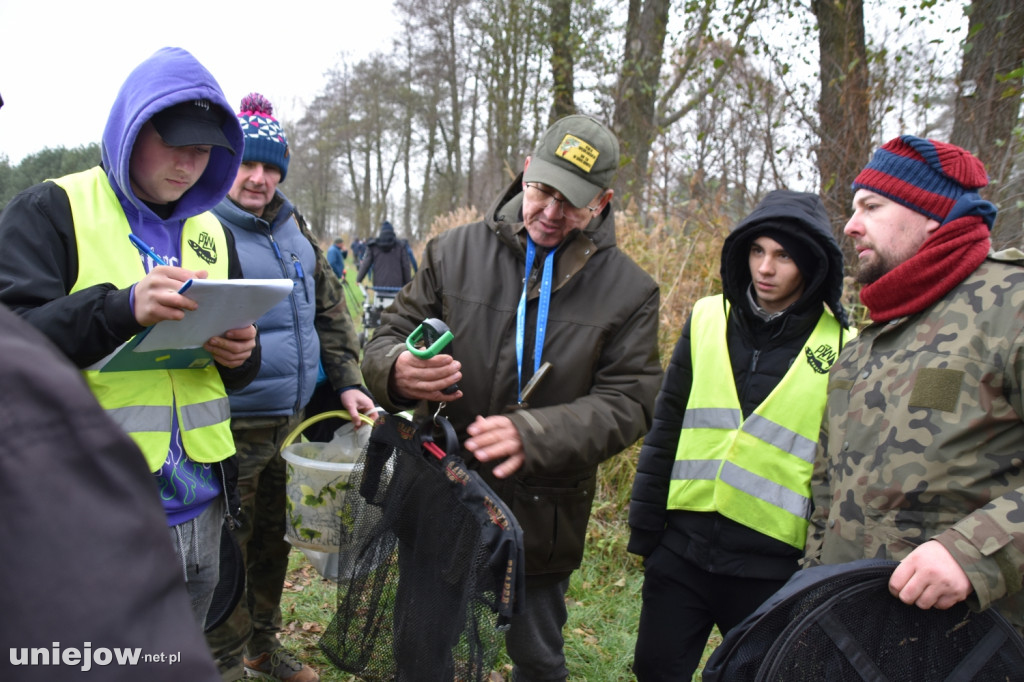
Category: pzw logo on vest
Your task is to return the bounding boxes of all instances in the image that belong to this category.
[188,231,218,265]
[804,344,836,374]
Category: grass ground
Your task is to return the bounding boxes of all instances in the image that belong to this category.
[277,499,721,681]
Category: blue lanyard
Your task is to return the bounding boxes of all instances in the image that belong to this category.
[516,236,555,404]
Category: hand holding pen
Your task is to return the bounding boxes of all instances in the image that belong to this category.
[129,234,207,327]
[128,233,256,368]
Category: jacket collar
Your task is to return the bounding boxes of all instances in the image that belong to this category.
[486,174,612,296]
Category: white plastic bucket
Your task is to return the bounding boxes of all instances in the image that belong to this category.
[282,441,357,552]
[281,411,374,580]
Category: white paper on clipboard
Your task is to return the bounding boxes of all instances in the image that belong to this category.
[133,278,293,351]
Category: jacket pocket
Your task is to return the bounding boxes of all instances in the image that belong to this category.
[511,476,595,575]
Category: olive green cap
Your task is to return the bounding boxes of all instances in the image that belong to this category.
[523,115,619,207]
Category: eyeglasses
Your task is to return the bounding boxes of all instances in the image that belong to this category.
[524,182,603,220]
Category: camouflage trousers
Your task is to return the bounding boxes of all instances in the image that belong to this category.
[205,413,305,681]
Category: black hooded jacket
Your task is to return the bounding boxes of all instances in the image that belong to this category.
[356,223,414,289]
[627,190,848,580]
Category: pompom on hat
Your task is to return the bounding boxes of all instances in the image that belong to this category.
[852,135,989,224]
[237,93,290,181]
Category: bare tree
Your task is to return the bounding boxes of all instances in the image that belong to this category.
[285,0,974,247]
[612,0,672,213]
[612,0,768,218]
[465,0,548,205]
[549,0,576,120]
[649,38,808,229]
[287,84,346,241]
[396,0,473,212]
[813,0,872,259]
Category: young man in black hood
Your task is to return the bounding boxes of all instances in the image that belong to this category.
[627,190,852,681]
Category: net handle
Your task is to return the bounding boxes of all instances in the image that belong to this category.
[281,410,378,451]
[418,415,459,461]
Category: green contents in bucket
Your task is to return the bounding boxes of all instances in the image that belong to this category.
[282,419,369,553]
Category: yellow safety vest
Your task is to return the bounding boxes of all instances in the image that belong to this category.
[668,294,846,548]
[55,167,235,472]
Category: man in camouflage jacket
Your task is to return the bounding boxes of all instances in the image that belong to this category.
[804,136,1024,636]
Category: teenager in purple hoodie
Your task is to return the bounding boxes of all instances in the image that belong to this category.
[0,47,259,626]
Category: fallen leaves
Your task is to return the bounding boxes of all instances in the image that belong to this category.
[572,626,599,646]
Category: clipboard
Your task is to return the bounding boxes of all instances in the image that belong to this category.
[90,278,294,372]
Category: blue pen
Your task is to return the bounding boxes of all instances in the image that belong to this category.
[129,234,193,292]
[129,233,168,266]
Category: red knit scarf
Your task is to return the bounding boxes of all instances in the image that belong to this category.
[860,215,991,323]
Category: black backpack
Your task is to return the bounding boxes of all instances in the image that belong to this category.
[702,558,1024,681]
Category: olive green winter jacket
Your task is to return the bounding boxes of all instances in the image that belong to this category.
[361,175,662,578]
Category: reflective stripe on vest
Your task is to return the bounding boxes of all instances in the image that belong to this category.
[668,294,844,549]
[55,167,235,472]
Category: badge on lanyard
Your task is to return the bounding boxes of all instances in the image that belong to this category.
[510,237,556,410]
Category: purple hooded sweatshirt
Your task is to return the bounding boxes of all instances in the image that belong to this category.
[102,47,244,525]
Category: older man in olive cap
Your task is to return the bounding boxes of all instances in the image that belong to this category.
[360,115,662,681]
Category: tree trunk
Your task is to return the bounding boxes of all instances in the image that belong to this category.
[548,0,575,122]
[814,0,871,262]
[612,0,672,215]
[950,0,1024,248]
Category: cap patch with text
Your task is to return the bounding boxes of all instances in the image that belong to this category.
[556,134,599,173]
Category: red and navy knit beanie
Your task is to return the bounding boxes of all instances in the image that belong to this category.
[237,93,290,181]
[852,135,988,223]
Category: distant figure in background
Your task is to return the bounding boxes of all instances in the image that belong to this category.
[350,238,366,264]
[327,237,347,279]
[356,220,415,305]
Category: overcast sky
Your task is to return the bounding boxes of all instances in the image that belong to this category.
[0,0,399,164]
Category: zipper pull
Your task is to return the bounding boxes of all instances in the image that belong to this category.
[291,254,310,302]
[269,235,283,260]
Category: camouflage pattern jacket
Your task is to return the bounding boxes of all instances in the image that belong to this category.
[804,252,1024,634]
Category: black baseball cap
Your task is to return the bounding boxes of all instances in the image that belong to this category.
[150,99,235,154]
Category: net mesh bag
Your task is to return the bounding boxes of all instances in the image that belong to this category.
[319,412,525,682]
[702,559,1024,682]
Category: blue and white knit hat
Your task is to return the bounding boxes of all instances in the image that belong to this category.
[237,93,289,180]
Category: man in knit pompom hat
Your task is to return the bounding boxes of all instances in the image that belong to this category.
[804,135,1024,640]
[206,92,375,682]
